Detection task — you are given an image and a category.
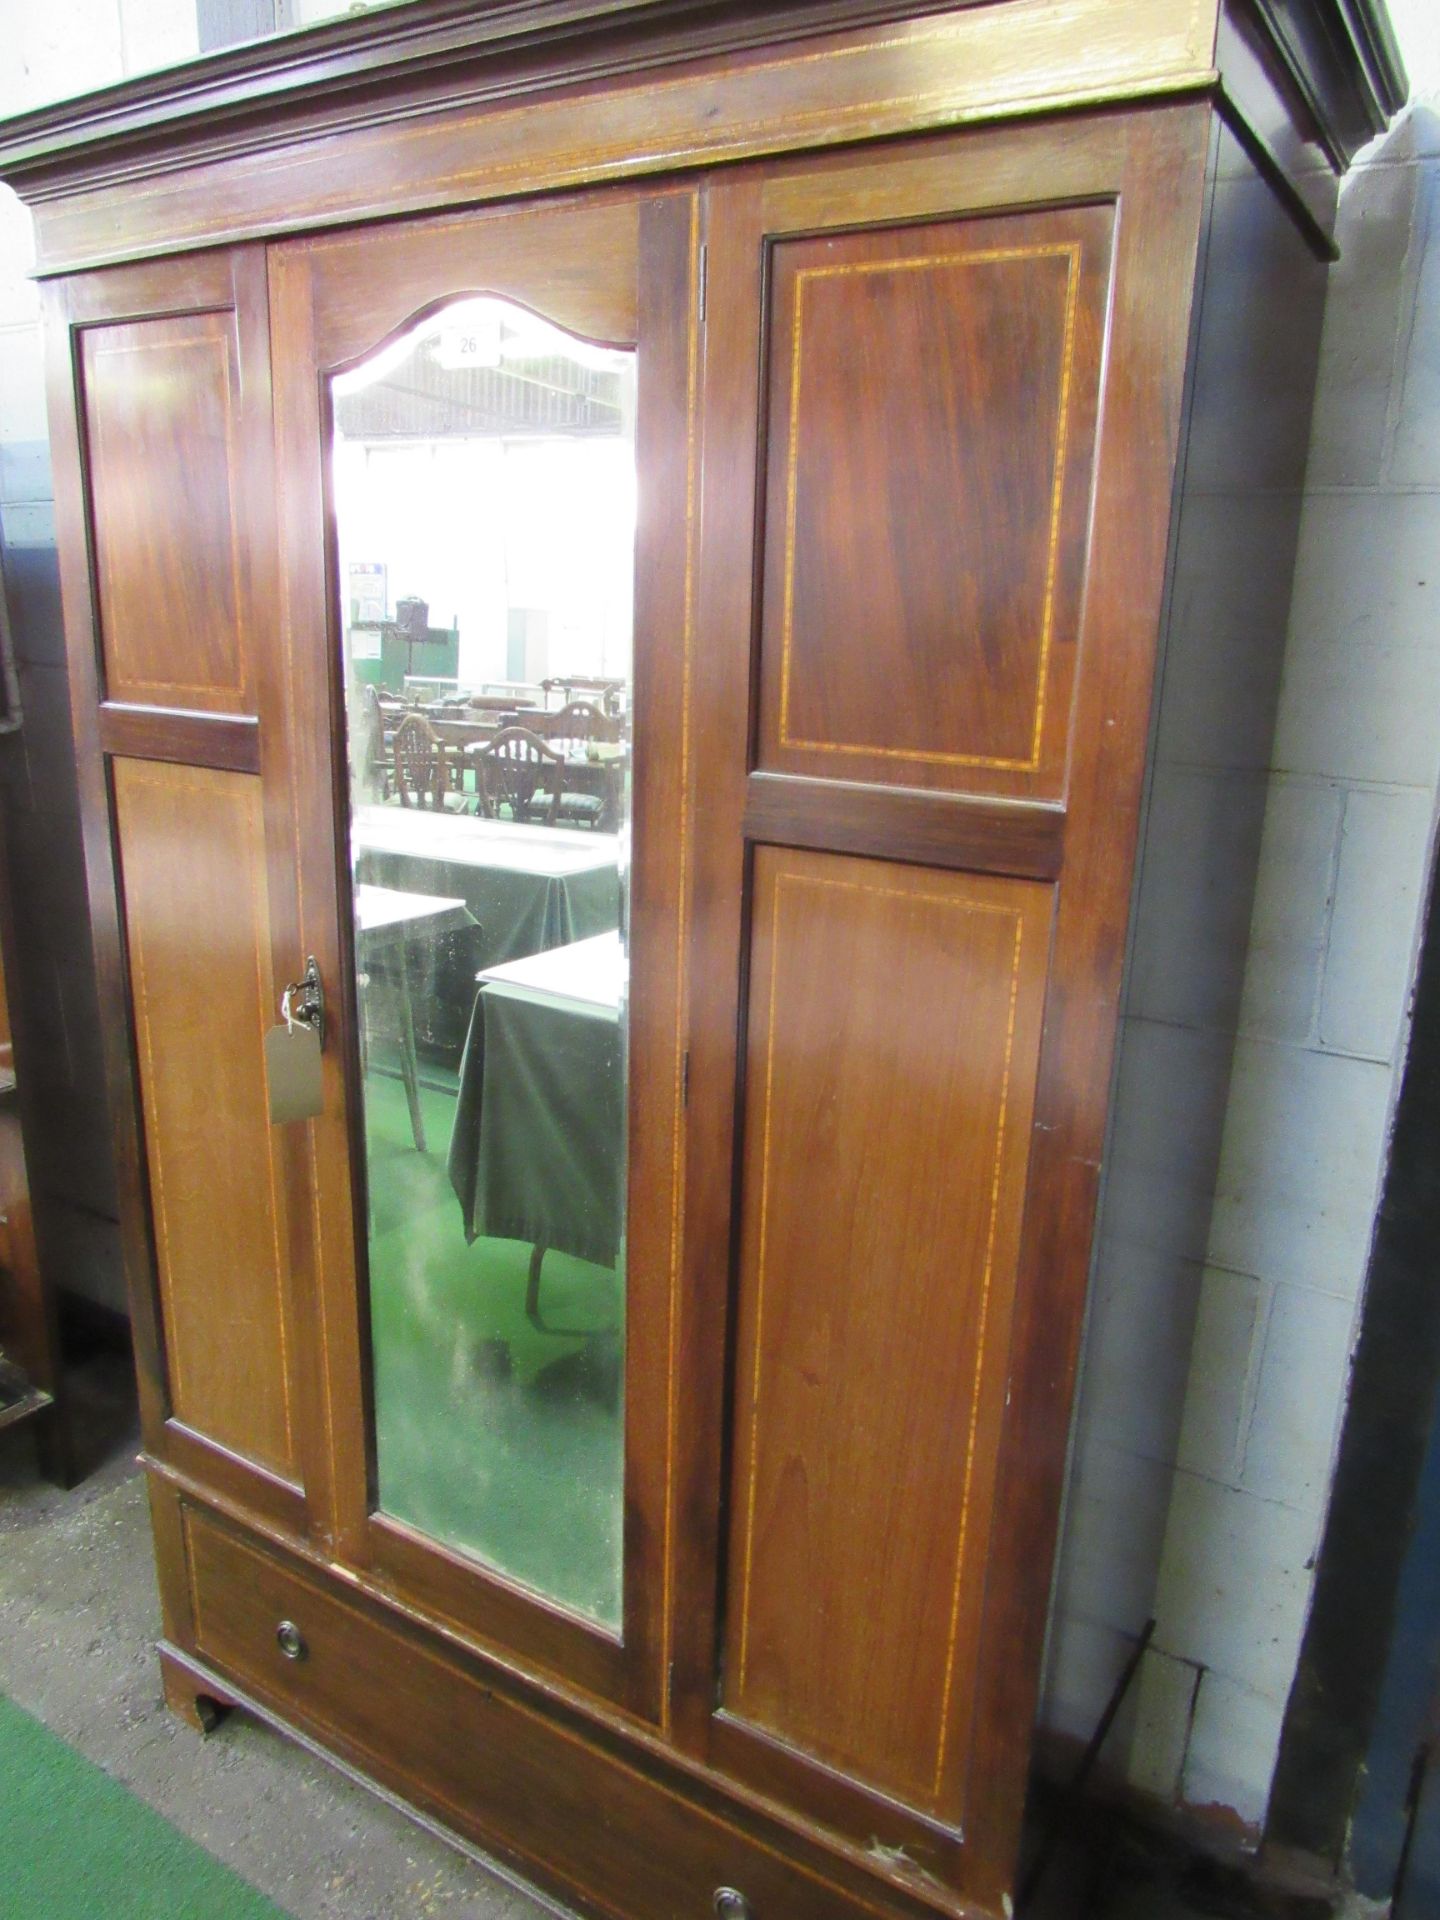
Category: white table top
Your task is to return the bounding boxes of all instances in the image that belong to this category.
[477,931,625,1014]
[356,882,470,938]
[353,804,619,880]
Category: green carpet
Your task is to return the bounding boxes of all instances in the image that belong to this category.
[363,1065,624,1629]
[0,1693,290,1919]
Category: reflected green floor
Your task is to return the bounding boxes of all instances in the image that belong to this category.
[364,1067,624,1629]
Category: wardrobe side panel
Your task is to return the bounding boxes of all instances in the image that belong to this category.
[1040,118,1331,1761]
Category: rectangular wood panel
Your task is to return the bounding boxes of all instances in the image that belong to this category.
[723,847,1052,1821]
[113,758,296,1479]
[81,310,250,712]
[755,203,1113,801]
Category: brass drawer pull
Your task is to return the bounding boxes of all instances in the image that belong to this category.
[275,1619,308,1662]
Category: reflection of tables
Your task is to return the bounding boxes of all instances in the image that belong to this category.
[357,882,472,947]
[356,883,473,1152]
[447,932,625,1292]
[353,808,621,1057]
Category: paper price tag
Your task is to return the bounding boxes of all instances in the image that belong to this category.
[264,1020,323,1125]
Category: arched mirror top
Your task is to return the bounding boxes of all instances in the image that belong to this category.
[332,293,636,444]
[332,290,637,391]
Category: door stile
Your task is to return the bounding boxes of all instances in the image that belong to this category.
[664,167,766,1759]
[41,274,170,1457]
[623,185,703,1722]
[267,237,372,1564]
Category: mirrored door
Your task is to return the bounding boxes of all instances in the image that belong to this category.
[334,299,636,1629]
[270,189,699,1715]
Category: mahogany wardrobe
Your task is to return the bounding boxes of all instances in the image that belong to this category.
[0,4,1400,1917]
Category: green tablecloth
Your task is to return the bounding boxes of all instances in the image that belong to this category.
[447,934,624,1269]
[353,807,621,1057]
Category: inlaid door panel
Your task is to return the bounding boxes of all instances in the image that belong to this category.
[46,248,307,1533]
[80,309,252,713]
[677,109,1213,1903]
[720,847,1052,1823]
[112,757,299,1481]
[755,202,1112,802]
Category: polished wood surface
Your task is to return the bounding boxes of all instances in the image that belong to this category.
[112,757,297,1478]
[300,190,640,373]
[757,203,1112,800]
[724,849,1051,1820]
[0,0,1220,182]
[670,107,1215,1903]
[9,0,1217,275]
[743,774,1065,882]
[97,703,261,773]
[174,1494,970,1920]
[82,311,250,714]
[11,1,1354,1909]
[42,250,288,1498]
[1216,3,1339,247]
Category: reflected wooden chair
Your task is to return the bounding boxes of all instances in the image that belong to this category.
[531,700,623,746]
[530,704,625,828]
[391,713,458,811]
[470,725,569,825]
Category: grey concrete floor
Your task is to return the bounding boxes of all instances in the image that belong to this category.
[0,1339,1353,1920]
[0,1344,561,1920]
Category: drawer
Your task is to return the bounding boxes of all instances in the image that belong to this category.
[183,1506,962,1920]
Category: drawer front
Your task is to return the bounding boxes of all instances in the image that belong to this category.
[183,1506,957,1920]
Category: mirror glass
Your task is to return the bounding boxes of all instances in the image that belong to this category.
[332,297,634,1629]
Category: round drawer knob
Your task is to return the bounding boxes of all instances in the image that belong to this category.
[275,1619,307,1662]
[713,1892,751,1919]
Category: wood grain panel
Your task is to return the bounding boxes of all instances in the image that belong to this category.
[113,758,296,1478]
[744,771,1065,882]
[82,310,249,712]
[98,703,261,773]
[756,204,1113,800]
[301,191,640,373]
[724,847,1052,1820]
